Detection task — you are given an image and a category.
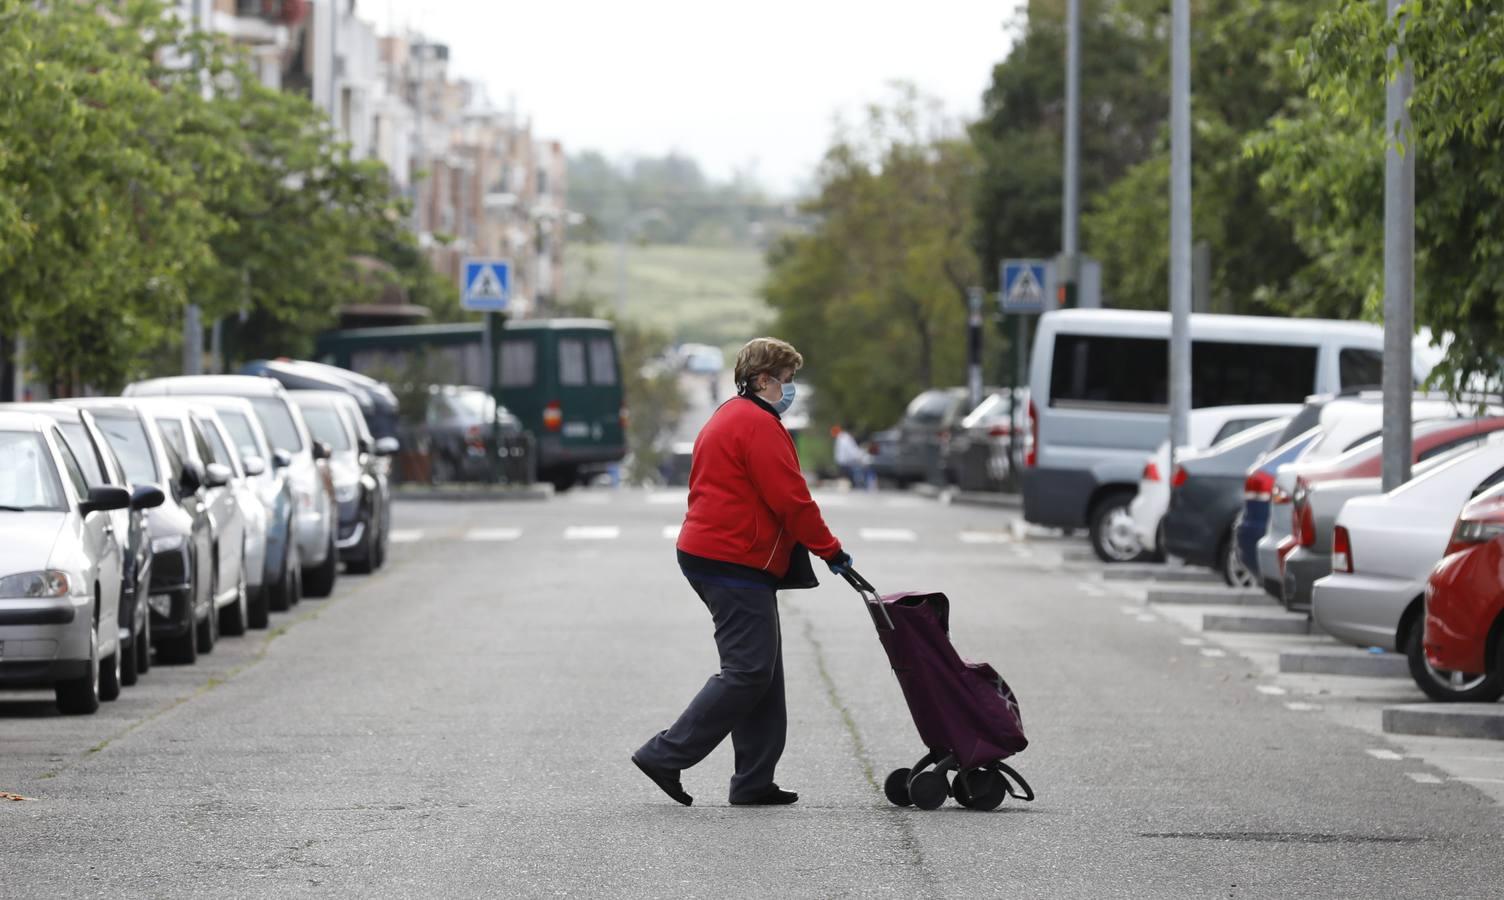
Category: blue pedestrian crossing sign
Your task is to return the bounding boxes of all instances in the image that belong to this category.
[462,258,511,312]
[1000,259,1055,314]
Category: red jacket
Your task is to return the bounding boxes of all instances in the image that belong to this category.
[676,397,842,578]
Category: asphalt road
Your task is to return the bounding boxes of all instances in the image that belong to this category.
[3,488,1503,898]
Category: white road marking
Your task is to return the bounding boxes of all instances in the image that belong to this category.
[1179,637,1205,647]
[859,528,917,542]
[661,525,681,540]
[1366,749,1404,761]
[564,526,621,540]
[1135,614,1157,623]
[464,528,522,542]
[647,492,688,505]
[1200,648,1227,658]
[1406,772,1443,784]
[389,529,423,544]
[1256,685,1288,696]
[959,531,1010,544]
[1284,702,1321,712]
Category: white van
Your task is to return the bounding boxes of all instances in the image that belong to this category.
[1022,309,1429,561]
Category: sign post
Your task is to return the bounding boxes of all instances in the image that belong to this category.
[967,287,984,411]
[462,258,512,483]
[999,259,1055,488]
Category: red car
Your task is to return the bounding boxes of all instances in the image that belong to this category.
[1422,482,1504,702]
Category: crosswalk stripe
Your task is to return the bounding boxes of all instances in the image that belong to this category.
[959,531,1010,544]
[565,526,620,540]
[859,527,917,542]
[389,529,424,544]
[464,528,522,542]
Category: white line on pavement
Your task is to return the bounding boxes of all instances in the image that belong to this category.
[1406,773,1444,784]
[647,492,688,505]
[1179,637,1205,646]
[389,529,424,544]
[1256,685,1288,696]
[1135,614,1157,623]
[959,531,1010,544]
[859,528,917,542]
[1200,649,1227,658]
[661,525,681,540]
[464,528,522,542]
[564,526,621,540]
[1366,749,1404,761]
[1284,702,1321,712]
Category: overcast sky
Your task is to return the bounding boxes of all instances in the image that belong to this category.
[376,0,1028,195]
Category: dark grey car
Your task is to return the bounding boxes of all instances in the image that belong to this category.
[1162,418,1291,585]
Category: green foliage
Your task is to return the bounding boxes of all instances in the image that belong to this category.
[0,0,443,392]
[1253,0,1504,390]
[762,87,982,435]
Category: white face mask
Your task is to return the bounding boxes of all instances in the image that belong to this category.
[772,382,796,414]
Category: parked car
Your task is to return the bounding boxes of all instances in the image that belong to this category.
[192,395,298,623]
[943,389,1028,492]
[137,400,249,643]
[1021,308,1432,560]
[1127,404,1298,559]
[123,375,339,599]
[66,399,217,664]
[1254,394,1476,599]
[867,428,902,486]
[0,411,134,713]
[331,391,396,570]
[293,391,394,573]
[879,387,993,487]
[1161,418,1292,585]
[425,385,526,484]
[242,357,401,443]
[2,403,163,687]
[1421,483,1504,702]
[1279,417,1504,611]
[1237,427,1322,592]
[1312,439,1504,700]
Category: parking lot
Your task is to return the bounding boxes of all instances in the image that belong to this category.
[4,488,1503,897]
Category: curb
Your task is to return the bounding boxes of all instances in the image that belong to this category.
[1279,648,1408,678]
[1202,610,1313,635]
[1148,587,1273,606]
[1382,704,1504,740]
[1088,565,1220,584]
[945,490,1022,510]
[393,484,555,502]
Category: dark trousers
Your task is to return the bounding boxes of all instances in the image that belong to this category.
[636,579,786,801]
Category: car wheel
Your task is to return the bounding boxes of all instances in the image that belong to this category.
[196,563,218,655]
[120,631,139,687]
[373,511,389,570]
[1406,622,1504,702]
[346,514,375,575]
[269,536,295,612]
[303,534,338,598]
[99,644,122,702]
[1090,493,1148,563]
[158,589,198,665]
[1221,532,1257,588]
[56,626,100,715]
[220,555,249,637]
[135,615,151,676]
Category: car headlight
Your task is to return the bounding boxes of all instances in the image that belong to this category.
[334,481,360,503]
[151,534,186,554]
[0,570,72,599]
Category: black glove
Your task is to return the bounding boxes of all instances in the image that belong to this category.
[826,551,854,574]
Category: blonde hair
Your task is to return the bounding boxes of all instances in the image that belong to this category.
[734,337,804,392]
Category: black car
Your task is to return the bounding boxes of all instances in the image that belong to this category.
[73,400,218,665]
[883,387,1000,487]
[294,391,396,574]
[242,358,401,443]
[1162,418,1291,585]
[423,385,527,484]
[4,404,164,687]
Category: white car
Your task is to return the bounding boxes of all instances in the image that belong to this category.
[1128,405,1298,554]
[0,412,134,714]
[1312,436,1504,699]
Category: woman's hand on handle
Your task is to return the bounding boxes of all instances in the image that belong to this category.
[826,550,854,574]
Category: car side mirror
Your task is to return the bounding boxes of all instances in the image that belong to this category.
[180,459,205,494]
[272,449,293,469]
[242,456,267,477]
[204,463,233,488]
[375,436,400,456]
[130,484,165,511]
[81,485,132,515]
[357,436,373,456]
[312,441,332,461]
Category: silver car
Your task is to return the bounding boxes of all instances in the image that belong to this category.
[0,412,135,714]
[123,375,339,599]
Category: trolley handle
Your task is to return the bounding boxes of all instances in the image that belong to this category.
[839,567,893,631]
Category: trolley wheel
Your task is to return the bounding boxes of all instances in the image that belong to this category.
[955,770,1006,811]
[883,768,913,807]
[909,771,949,810]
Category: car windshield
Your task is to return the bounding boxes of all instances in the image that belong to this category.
[0,431,67,511]
[250,397,304,454]
[300,406,351,452]
[218,410,261,462]
[95,415,158,485]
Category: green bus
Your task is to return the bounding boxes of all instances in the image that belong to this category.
[315,319,625,489]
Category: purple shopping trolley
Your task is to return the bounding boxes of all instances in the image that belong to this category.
[842,568,1034,811]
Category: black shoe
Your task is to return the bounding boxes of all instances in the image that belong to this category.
[632,755,693,806]
[730,785,799,806]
